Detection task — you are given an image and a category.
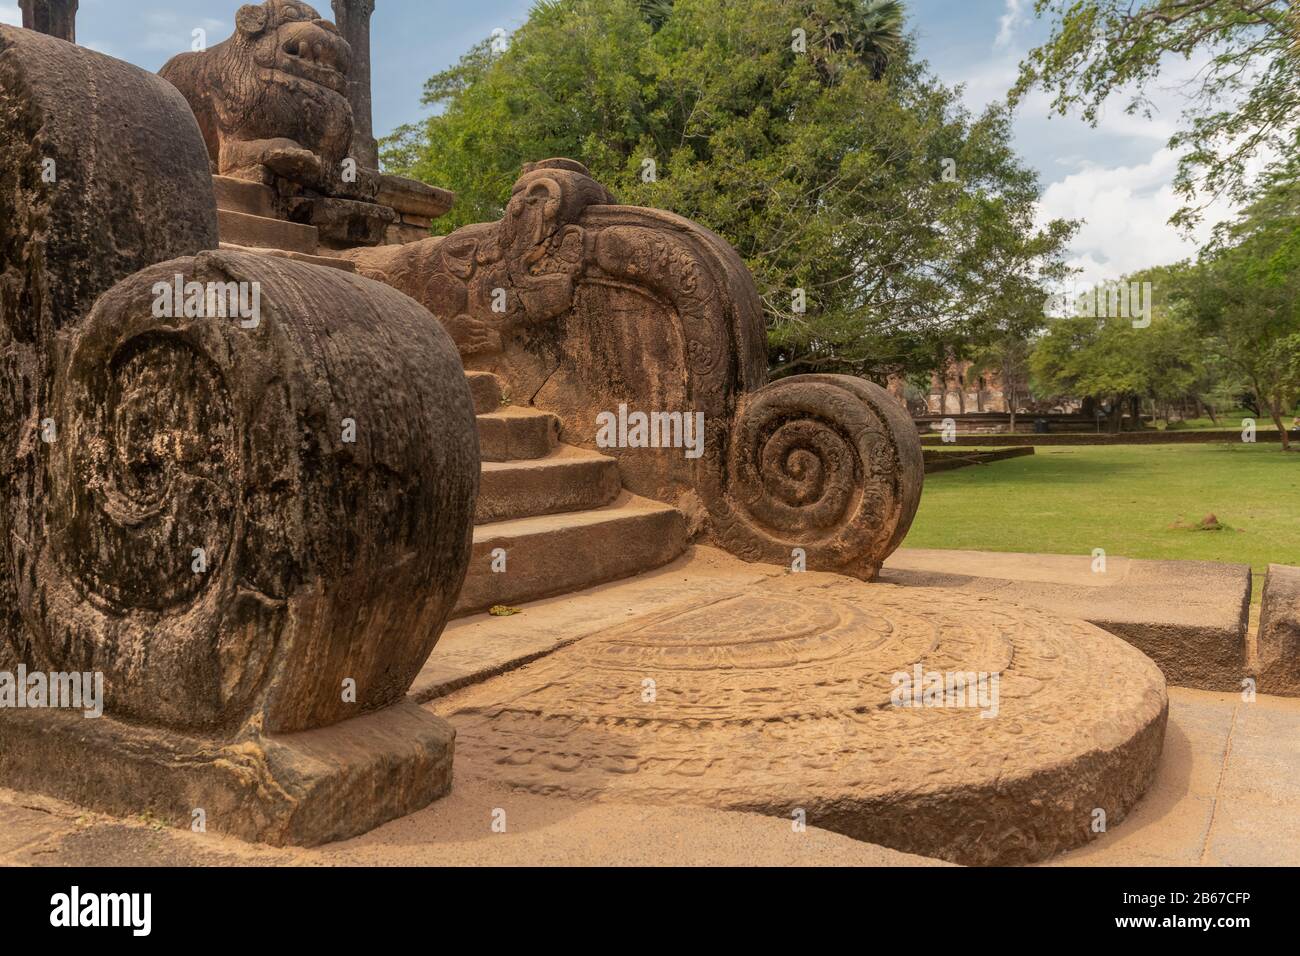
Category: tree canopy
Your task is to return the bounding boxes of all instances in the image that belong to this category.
[1013,0,1299,230]
[1178,160,1300,448]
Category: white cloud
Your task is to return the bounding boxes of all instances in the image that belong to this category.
[136,11,227,52]
[942,35,1238,287]
[0,4,21,27]
[995,0,1027,50]
[1035,147,1230,286]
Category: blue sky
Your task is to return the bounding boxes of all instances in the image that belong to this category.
[1,0,1234,284]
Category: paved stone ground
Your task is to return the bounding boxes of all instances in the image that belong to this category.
[1051,687,1300,866]
[1,686,1293,866]
[2,548,1295,866]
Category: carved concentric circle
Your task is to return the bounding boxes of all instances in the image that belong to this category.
[712,375,925,577]
[59,332,236,611]
[437,580,1168,865]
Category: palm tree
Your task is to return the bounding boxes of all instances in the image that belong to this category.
[822,0,906,80]
[855,0,905,78]
[637,0,676,32]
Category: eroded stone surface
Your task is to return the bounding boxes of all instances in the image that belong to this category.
[1259,564,1300,695]
[1,30,478,846]
[349,159,924,579]
[435,577,1168,866]
[35,251,478,734]
[0,21,219,675]
[160,0,355,185]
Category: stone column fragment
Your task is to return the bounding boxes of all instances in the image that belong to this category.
[332,0,379,168]
[19,0,77,42]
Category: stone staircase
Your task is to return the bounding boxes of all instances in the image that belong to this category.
[455,370,687,616]
[212,175,356,271]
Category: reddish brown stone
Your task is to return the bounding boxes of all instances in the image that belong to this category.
[160,1,355,186]
[0,30,480,846]
[348,159,924,578]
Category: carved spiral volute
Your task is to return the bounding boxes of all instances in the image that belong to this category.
[707,374,924,579]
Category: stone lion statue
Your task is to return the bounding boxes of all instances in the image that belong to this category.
[160,0,354,185]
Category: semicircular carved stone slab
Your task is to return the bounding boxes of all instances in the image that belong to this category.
[27,250,479,734]
[346,159,922,577]
[436,581,1169,866]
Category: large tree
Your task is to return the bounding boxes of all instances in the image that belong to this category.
[384,0,1073,381]
[1031,266,1209,432]
[1179,162,1300,449]
[1013,0,1299,230]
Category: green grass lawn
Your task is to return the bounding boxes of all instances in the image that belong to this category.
[903,444,1300,597]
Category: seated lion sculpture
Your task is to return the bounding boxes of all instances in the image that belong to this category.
[160,0,354,186]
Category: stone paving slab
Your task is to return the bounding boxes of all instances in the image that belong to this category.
[1053,688,1300,866]
[881,549,1252,692]
[0,782,940,868]
[5,688,1293,867]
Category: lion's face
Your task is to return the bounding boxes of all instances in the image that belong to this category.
[239,0,351,97]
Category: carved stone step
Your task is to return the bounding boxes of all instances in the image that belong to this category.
[454,493,687,616]
[476,406,560,462]
[465,370,505,415]
[476,445,622,525]
[212,175,277,217]
[218,209,319,255]
[218,242,355,273]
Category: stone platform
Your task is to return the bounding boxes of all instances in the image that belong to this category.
[0,700,454,848]
[881,549,1254,692]
[6,684,1298,867]
[429,553,1169,866]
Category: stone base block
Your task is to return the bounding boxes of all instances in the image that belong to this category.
[0,701,454,847]
[1258,564,1300,695]
[288,196,398,248]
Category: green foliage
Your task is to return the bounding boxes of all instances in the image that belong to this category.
[1013,0,1299,230]
[1178,160,1300,447]
[383,0,1073,380]
[1031,263,1208,422]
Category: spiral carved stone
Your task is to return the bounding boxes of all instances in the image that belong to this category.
[703,374,924,579]
[29,250,479,733]
[349,161,922,577]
